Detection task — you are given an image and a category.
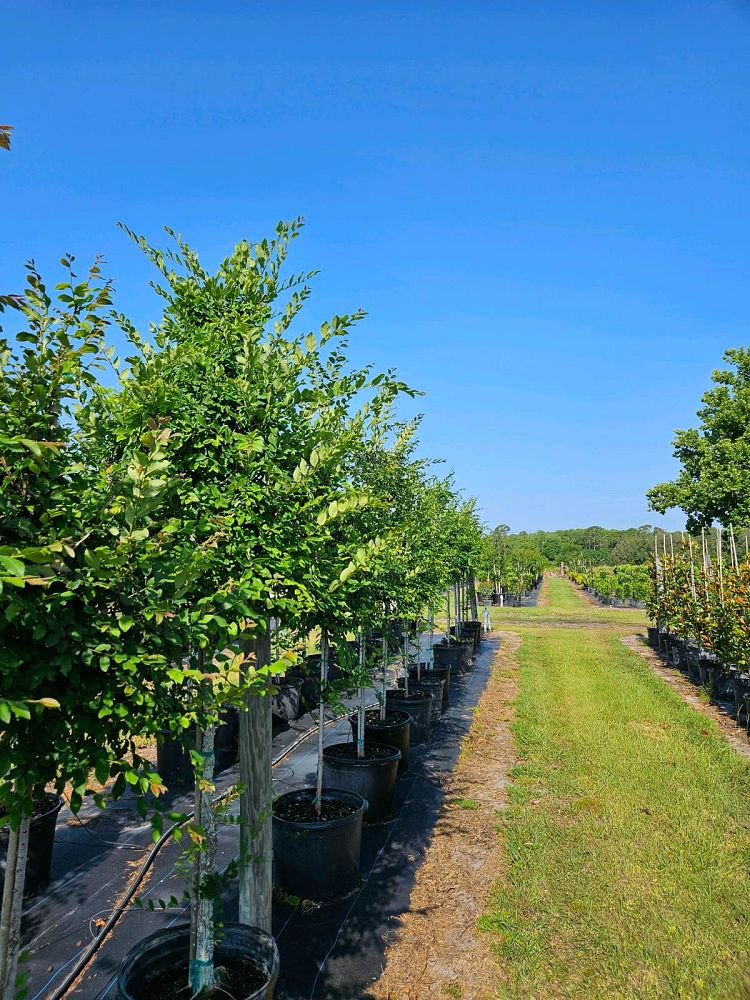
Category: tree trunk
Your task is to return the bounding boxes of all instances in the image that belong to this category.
[469,576,479,620]
[239,630,273,932]
[402,629,409,695]
[189,723,217,994]
[380,632,388,721]
[315,630,329,815]
[357,629,366,759]
[0,809,30,999]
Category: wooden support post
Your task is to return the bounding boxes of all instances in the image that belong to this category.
[239,630,273,932]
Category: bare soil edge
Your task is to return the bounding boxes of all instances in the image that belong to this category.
[536,573,551,607]
[621,634,750,763]
[371,631,521,1000]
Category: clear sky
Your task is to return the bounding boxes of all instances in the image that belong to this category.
[3,1,749,533]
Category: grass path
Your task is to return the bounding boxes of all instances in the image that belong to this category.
[484,577,750,1000]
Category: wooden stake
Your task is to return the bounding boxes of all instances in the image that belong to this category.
[380,629,388,722]
[239,630,273,931]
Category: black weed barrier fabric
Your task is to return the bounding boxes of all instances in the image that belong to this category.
[18,638,498,1000]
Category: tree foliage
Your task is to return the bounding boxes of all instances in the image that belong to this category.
[648,348,750,531]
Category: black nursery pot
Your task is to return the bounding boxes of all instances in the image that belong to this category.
[647,626,659,648]
[465,620,482,649]
[0,792,63,896]
[685,643,701,684]
[409,665,450,706]
[385,689,432,745]
[432,642,463,673]
[273,788,366,903]
[457,641,473,672]
[399,677,444,721]
[350,708,411,774]
[271,680,302,723]
[156,710,238,787]
[730,667,750,724]
[322,741,400,822]
[115,922,279,1000]
[697,655,711,687]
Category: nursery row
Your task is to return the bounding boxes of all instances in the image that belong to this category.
[645,625,750,736]
[0,224,486,998]
[568,564,650,606]
[648,535,750,734]
[648,538,750,671]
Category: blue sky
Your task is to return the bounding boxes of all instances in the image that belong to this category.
[3,1,749,532]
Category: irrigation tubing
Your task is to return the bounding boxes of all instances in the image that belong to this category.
[46,699,378,1000]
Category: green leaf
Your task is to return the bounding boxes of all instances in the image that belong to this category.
[118,615,135,633]
[0,556,24,578]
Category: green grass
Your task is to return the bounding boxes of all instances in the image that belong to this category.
[482,581,750,999]
[487,574,648,630]
[543,574,592,610]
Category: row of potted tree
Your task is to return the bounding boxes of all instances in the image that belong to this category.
[568,564,650,607]
[0,223,485,998]
[647,532,750,730]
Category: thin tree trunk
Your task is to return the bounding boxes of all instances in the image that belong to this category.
[0,810,30,999]
[357,629,366,759]
[239,630,273,932]
[380,632,388,722]
[470,577,479,620]
[315,630,329,815]
[444,591,451,643]
[402,629,409,695]
[190,722,217,994]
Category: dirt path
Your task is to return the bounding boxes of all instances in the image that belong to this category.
[372,632,520,1000]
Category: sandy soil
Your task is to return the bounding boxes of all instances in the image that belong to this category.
[371,632,520,1000]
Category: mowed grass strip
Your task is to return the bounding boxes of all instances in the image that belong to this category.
[543,574,593,610]
[484,625,750,1000]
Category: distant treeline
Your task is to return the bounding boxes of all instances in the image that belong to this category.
[497,525,683,568]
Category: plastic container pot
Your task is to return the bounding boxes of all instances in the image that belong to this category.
[398,677,444,721]
[408,666,450,707]
[432,642,463,673]
[730,667,750,724]
[685,643,701,684]
[273,788,366,903]
[322,742,400,822]
[385,689,432,745]
[271,681,301,723]
[0,792,63,896]
[156,710,238,787]
[350,708,411,775]
[115,922,279,1000]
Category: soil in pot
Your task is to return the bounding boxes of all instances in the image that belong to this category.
[0,792,63,896]
[116,922,278,1000]
[133,957,266,999]
[350,708,411,775]
[273,788,366,903]
[274,790,362,823]
[322,742,400,822]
